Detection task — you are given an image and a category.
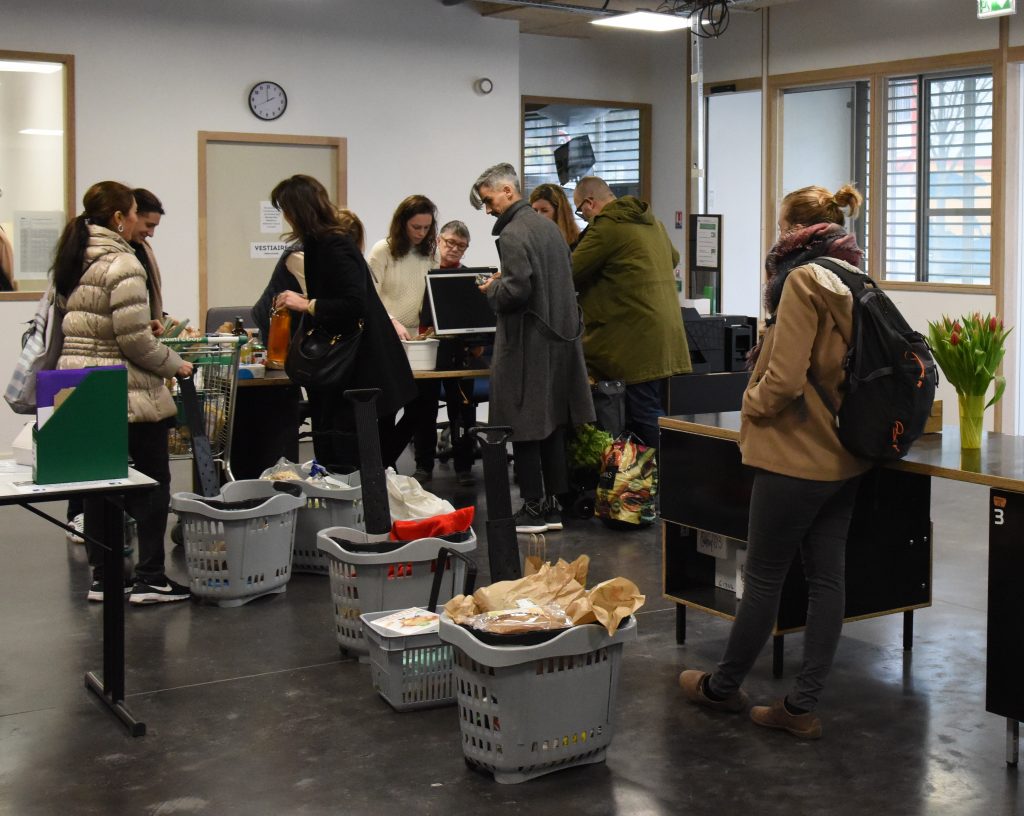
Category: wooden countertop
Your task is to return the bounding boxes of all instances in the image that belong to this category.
[659,412,1024,491]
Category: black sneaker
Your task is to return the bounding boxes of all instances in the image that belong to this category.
[513,500,547,534]
[87,578,133,602]
[542,497,564,531]
[129,576,191,605]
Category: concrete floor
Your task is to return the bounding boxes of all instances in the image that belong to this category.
[0,451,1021,815]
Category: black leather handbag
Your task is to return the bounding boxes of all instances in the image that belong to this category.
[284,315,364,388]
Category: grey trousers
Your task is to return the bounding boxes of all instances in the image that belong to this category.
[708,469,861,711]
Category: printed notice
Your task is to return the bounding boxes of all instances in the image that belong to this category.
[695,215,720,269]
[15,211,63,280]
[250,242,289,260]
[260,201,283,234]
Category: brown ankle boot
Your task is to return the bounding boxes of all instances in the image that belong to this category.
[679,670,749,713]
[750,699,822,739]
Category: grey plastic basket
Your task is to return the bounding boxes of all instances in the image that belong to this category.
[359,548,477,712]
[439,614,638,784]
[287,472,363,575]
[317,526,477,658]
[170,481,305,607]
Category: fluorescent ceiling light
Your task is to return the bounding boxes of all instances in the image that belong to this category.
[592,11,691,32]
[19,129,63,136]
[0,60,62,74]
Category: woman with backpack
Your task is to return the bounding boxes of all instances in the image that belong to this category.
[679,183,873,739]
[55,181,193,604]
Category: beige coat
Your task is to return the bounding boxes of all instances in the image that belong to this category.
[58,226,183,423]
[739,261,872,482]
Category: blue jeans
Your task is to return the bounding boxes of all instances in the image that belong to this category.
[708,469,861,711]
[625,378,666,449]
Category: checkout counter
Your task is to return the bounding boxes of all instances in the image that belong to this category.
[659,411,1024,765]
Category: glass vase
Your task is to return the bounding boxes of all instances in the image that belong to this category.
[958,392,985,450]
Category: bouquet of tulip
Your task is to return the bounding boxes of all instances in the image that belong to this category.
[927,313,1012,448]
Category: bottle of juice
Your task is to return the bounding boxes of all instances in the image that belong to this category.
[239,333,254,365]
[267,307,291,369]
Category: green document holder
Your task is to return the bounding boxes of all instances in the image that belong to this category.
[33,368,129,484]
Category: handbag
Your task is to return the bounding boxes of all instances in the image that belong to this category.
[5,283,66,414]
[284,314,363,388]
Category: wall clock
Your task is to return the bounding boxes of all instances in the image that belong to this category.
[248,81,287,121]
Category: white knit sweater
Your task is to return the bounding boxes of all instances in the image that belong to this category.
[366,238,435,332]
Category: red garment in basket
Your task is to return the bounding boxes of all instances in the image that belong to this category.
[389,506,475,541]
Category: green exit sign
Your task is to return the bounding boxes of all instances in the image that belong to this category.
[978,0,1015,19]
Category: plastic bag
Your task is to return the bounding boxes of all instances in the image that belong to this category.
[385,467,455,520]
[467,603,573,635]
[260,457,305,481]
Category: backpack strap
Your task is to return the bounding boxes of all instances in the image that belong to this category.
[802,257,871,419]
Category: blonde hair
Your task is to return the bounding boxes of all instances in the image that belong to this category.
[781,184,862,228]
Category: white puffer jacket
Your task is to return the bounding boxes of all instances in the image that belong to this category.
[57,226,183,423]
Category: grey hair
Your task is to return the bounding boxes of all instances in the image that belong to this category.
[469,162,520,209]
[439,219,470,242]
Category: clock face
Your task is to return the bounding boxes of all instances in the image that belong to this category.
[248,81,287,121]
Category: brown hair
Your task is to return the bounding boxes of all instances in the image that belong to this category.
[270,174,350,244]
[132,188,164,215]
[529,183,580,247]
[53,181,135,297]
[386,195,437,260]
[781,184,862,228]
[336,208,365,253]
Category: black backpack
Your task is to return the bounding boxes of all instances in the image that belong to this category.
[805,257,937,461]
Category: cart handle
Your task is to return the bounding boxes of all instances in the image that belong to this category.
[428,546,478,613]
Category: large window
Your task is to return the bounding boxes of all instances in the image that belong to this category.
[521,97,650,203]
[885,71,993,284]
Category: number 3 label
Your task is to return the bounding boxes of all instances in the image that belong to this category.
[994,508,1005,525]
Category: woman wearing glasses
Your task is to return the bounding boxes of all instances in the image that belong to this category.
[367,195,441,477]
[529,183,580,249]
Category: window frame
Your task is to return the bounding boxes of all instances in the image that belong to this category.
[520,95,652,203]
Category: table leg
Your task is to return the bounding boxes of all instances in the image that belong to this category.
[903,610,914,650]
[772,635,784,678]
[83,495,145,737]
[675,604,686,644]
[1008,719,1019,767]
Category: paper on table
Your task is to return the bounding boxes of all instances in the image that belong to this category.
[366,607,440,638]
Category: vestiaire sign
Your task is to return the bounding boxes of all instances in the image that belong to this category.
[250,242,288,259]
[978,0,1015,18]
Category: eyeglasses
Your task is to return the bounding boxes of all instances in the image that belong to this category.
[574,198,591,218]
[439,236,469,253]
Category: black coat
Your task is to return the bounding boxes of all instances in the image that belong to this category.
[303,233,416,416]
[252,249,301,342]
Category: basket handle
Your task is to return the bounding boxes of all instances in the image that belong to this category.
[271,481,304,497]
[427,546,478,613]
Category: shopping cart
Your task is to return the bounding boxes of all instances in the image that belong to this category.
[162,336,243,485]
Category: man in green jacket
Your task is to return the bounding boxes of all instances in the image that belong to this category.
[572,176,691,448]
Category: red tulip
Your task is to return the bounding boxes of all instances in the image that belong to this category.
[990,316,998,332]
[951,331,960,345]
[953,321,962,333]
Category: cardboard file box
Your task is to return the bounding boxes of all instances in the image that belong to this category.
[33,367,128,484]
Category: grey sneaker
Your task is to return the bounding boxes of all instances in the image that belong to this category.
[542,497,563,531]
[513,500,547,534]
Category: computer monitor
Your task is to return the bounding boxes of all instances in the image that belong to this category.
[425,268,498,336]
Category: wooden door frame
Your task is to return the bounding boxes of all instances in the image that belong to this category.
[197,131,347,318]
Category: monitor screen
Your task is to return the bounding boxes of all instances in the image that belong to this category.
[426,270,498,336]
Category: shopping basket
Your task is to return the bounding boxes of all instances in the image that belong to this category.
[161,336,242,483]
[317,526,477,658]
[439,614,638,784]
[170,480,305,607]
[276,467,364,575]
[360,546,477,712]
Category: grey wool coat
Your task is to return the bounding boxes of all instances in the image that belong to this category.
[485,200,595,441]
[58,226,184,423]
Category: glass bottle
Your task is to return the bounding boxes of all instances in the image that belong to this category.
[239,333,254,364]
[250,330,267,366]
[267,307,291,369]
[233,316,246,336]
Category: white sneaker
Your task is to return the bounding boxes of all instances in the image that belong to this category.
[66,513,85,544]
